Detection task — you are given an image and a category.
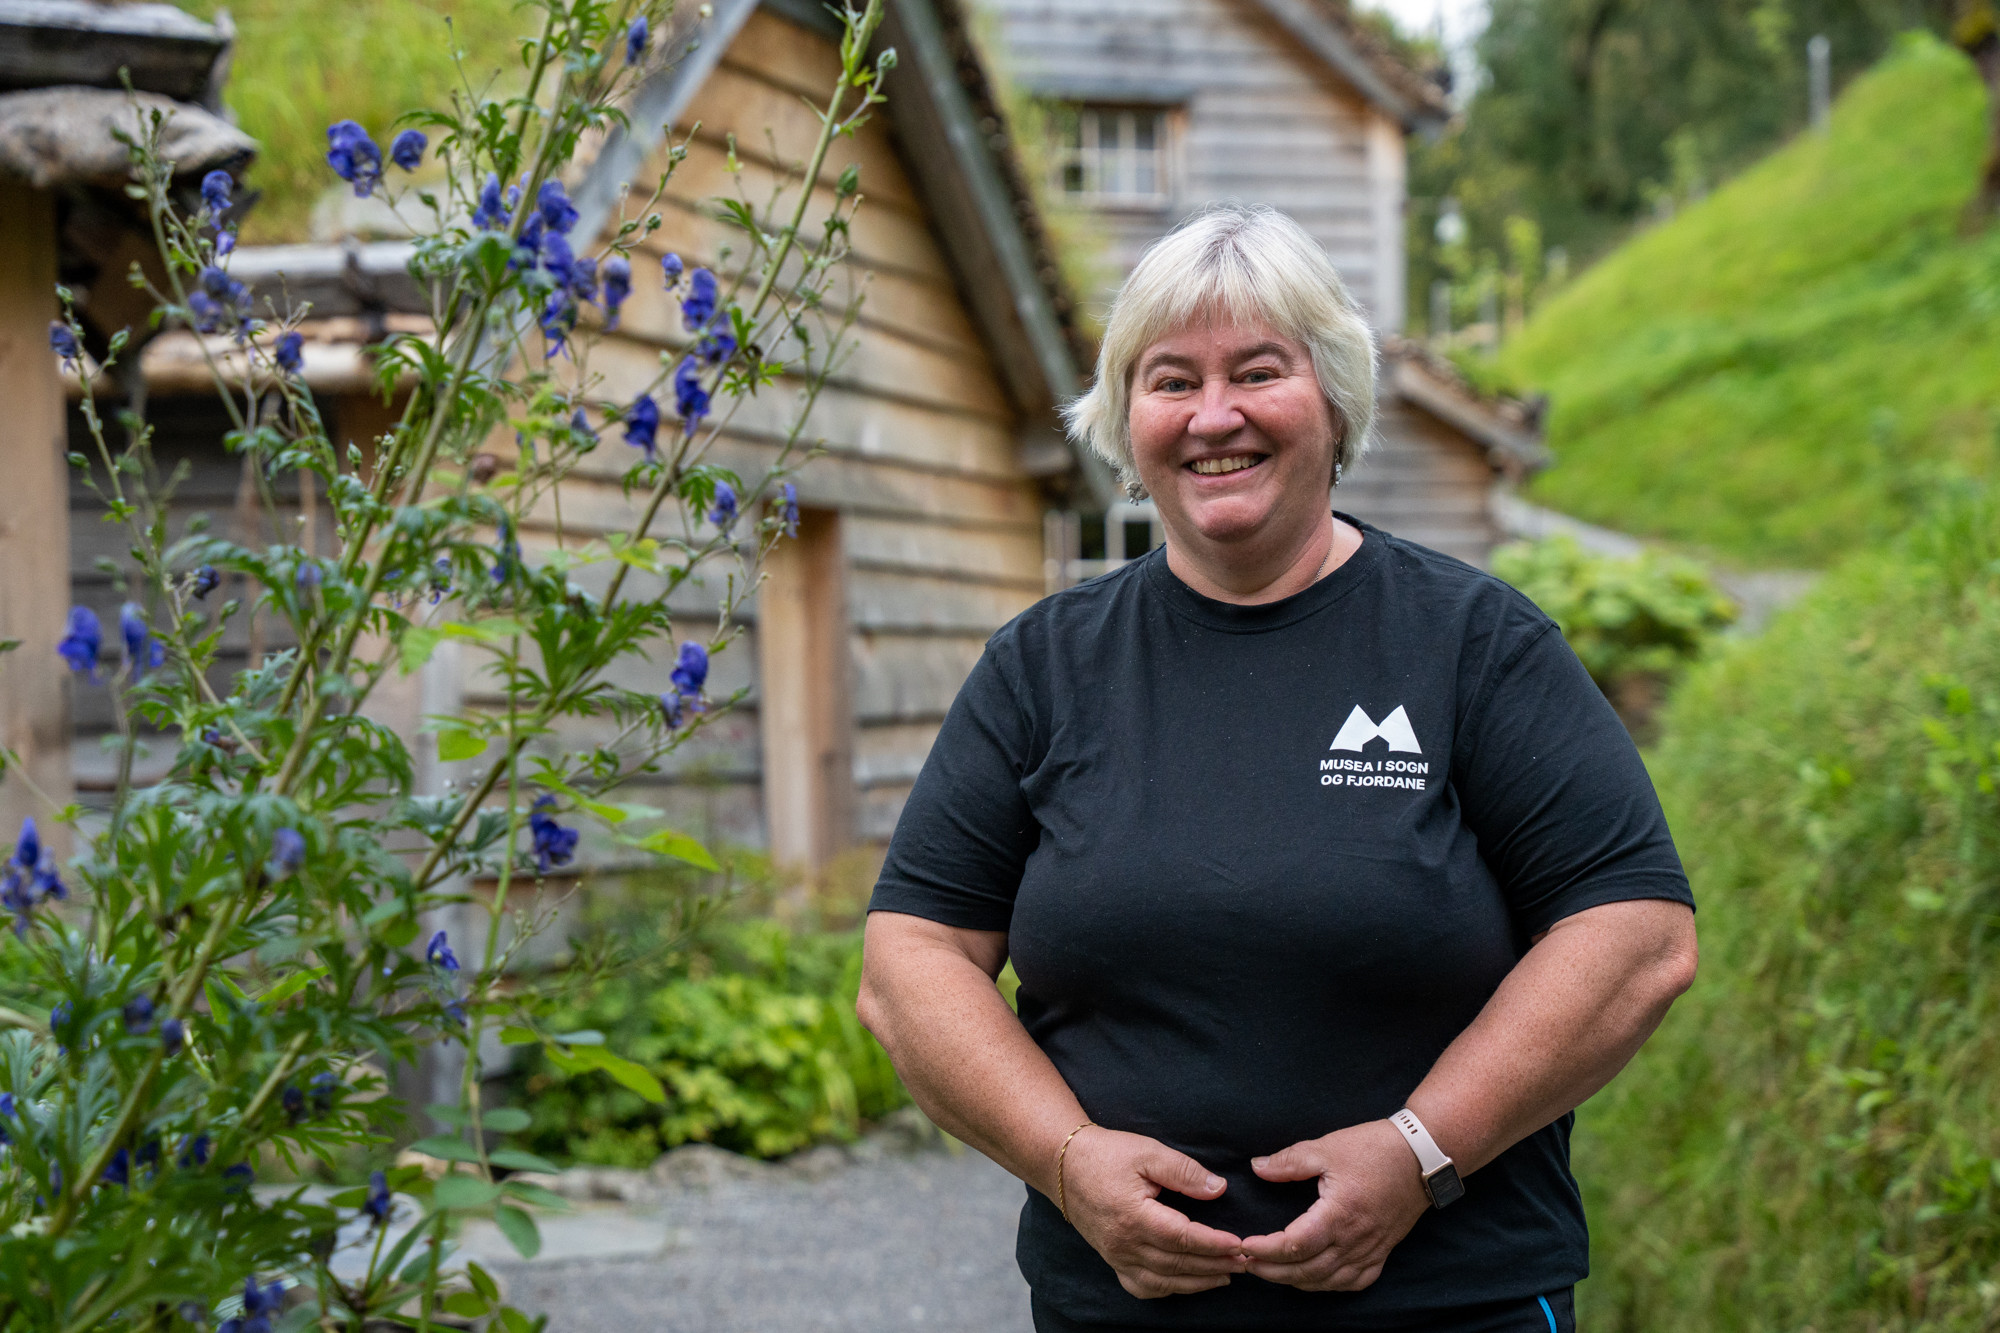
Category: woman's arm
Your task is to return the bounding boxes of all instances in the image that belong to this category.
[1239,897,1698,1291]
[858,911,1253,1298]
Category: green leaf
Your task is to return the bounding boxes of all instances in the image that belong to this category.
[432,1174,501,1210]
[260,965,329,1006]
[408,1136,485,1163]
[443,1292,491,1318]
[499,1180,569,1210]
[495,1309,535,1333]
[487,1149,561,1174]
[399,625,446,674]
[499,1025,540,1046]
[480,1107,532,1132]
[424,1104,471,1128]
[494,1204,542,1259]
[635,828,720,870]
[552,1029,605,1045]
[437,728,487,762]
[589,1048,668,1103]
[466,1261,501,1303]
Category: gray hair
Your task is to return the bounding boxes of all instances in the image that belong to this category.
[1065,204,1376,498]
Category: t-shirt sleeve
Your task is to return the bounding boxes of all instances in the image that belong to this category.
[867,636,1040,932]
[1453,621,1694,937]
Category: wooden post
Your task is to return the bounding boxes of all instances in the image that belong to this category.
[0,189,74,849]
[757,507,853,876]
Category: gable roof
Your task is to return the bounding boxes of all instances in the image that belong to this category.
[1246,0,1450,129]
[1379,336,1548,477]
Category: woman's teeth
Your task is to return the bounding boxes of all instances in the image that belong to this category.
[1189,455,1265,475]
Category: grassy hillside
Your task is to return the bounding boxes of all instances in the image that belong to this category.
[1496,35,2000,569]
[172,0,530,242]
[1575,480,2000,1329]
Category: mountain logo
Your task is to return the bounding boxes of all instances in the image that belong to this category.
[1329,705,1422,754]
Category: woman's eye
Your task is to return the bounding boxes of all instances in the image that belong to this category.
[1243,369,1276,384]
[1158,377,1192,392]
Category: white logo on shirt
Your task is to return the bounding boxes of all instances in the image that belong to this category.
[1328,705,1422,754]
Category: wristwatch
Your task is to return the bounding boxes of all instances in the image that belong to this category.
[1390,1108,1464,1209]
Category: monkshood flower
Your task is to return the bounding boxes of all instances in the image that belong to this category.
[511,212,546,273]
[267,828,305,879]
[325,119,383,197]
[569,255,598,304]
[274,330,304,375]
[48,1001,71,1046]
[296,562,322,594]
[708,481,738,531]
[696,329,737,365]
[48,321,79,370]
[3,817,66,934]
[491,518,521,583]
[222,1162,253,1192]
[120,603,165,674]
[389,128,427,171]
[625,393,661,461]
[281,1084,305,1124]
[626,15,649,62]
[539,291,578,354]
[541,230,576,286]
[659,690,688,727]
[429,555,453,604]
[537,179,579,235]
[177,1133,209,1169]
[661,252,685,284]
[472,173,511,230]
[309,1071,338,1116]
[200,169,232,217]
[681,266,718,330]
[57,606,100,676]
[103,1147,131,1187]
[364,1169,392,1225]
[674,357,710,434]
[426,929,460,972]
[571,408,598,448]
[779,482,799,537]
[122,994,154,1035]
[602,254,631,327]
[189,564,220,599]
[529,796,580,873]
[671,640,710,695]
[160,1017,185,1055]
[0,1091,13,1147]
[219,1276,285,1333]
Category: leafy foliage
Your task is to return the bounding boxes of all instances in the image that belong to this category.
[0,0,897,1325]
[1576,480,2000,1330]
[1495,35,2000,565]
[1491,536,1737,689]
[513,915,905,1165]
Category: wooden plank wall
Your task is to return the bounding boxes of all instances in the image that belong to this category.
[989,0,1405,328]
[1337,399,1502,566]
[490,9,1047,853]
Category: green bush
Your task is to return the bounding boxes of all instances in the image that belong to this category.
[1576,482,2000,1330]
[1491,536,1737,690]
[512,916,907,1166]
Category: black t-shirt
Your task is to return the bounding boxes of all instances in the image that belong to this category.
[868,520,1693,1330]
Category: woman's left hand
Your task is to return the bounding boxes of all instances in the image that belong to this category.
[1236,1119,1430,1291]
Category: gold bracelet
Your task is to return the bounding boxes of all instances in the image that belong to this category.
[1056,1120,1095,1225]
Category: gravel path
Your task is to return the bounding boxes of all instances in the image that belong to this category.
[471,1140,1035,1333]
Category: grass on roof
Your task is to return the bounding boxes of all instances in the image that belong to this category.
[1494,34,2000,570]
[172,0,536,243]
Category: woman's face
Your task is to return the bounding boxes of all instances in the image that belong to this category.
[1127,321,1337,555]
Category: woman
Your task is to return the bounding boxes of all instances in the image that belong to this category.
[857,205,1697,1332]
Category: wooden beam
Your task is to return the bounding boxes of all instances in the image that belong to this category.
[757,508,855,874]
[0,188,73,849]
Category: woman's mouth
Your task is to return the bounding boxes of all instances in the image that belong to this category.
[1187,454,1268,476]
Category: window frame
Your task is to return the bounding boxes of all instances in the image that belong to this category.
[1045,102,1179,211]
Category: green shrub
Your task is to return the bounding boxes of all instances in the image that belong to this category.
[1491,536,1737,689]
[1576,482,2000,1330]
[512,916,907,1165]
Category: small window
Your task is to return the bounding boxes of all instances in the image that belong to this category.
[1048,106,1172,207]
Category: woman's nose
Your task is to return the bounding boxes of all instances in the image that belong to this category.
[1187,381,1244,440]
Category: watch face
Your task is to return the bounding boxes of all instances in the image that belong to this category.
[1425,1165,1466,1209]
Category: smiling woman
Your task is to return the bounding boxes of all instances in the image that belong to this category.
[857,205,1700,1333]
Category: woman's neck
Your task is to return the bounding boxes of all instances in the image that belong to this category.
[1162,512,1362,606]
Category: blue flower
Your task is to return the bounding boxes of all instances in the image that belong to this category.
[426,930,460,973]
[569,255,598,304]
[186,290,223,335]
[364,1168,392,1225]
[222,1162,254,1192]
[659,691,687,727]
[779,482,799,537]
[673,357,710,435]
[103,1146,131,1187]
[510,212,547,274]
[161,1017,185,1055]
[671,640,709,695]
[680,267,718,330]
[122,994,154,1035]
[281,1084,306,1124]
[626,15,650,62]
[215,230,236,257]
[296,562,322,594]
[429,556,453,604]
[602,254,632,328]
[491,518,522,583]
[274,331,304,374]
[472,173,511,230]
[200,169,233,216]
[537,179,579,235]
[625,393,661,461]
[325,120,383,197]
[48,322,79,369]
[708,481,738,530]
[661,252,684,284]
[0,1093,12,1147]
[177,1131,209,1167]
[571,408,598,447]
[389,128,427,171]
[310,1071,338,1116]
[48,1001,71,1044]
[1,817,63,935]
[57,607,99,677]
[539,291,578,355]
[541,230,576,286]
[696,330,737,365]
[528,796,580,874]
[267,828,305,879]
[190,565,220,599]
[119,603,164,674]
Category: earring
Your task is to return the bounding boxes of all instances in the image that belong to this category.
[1333,461,1343,488]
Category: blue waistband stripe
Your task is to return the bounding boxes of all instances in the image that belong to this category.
[1538,1294,1558,1333]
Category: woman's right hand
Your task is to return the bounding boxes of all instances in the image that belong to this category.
[1059,1126,1250,1298]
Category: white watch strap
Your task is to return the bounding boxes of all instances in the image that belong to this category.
[1391,1108,1451,1175]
